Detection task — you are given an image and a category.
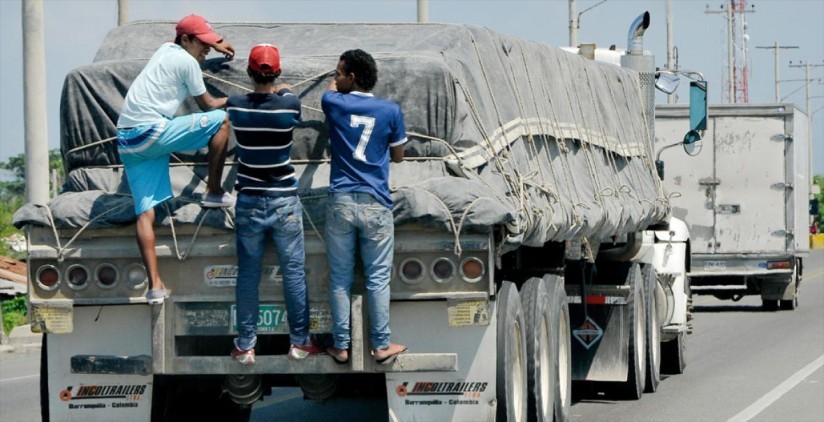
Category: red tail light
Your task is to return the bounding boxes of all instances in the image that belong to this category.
[767,261,791,270]
[37,265,60,290]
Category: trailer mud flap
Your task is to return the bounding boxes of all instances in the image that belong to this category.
[568,301,629,382]
[385,300,497,421]
[47,305,153,422]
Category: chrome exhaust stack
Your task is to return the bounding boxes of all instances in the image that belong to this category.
[627,11,651,55]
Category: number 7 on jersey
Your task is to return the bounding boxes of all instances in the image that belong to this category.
[350,115,375,162]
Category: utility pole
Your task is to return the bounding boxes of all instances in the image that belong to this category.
[22,0,49,205]
[705,1,755,103]
[789,61,824,118]
[568,0,607,48]
[417,0,428,23]
[569,0,578,47]
[666,0,676,103]
[118,0,128,26]
[789,60,824,211]
[756,41,797,102]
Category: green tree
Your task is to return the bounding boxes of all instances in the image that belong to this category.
[0,150,64,201]
[0,149,63,259]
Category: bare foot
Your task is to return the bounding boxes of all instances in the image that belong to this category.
[373,343,407,364]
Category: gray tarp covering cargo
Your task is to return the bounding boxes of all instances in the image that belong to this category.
[14,21,668,250]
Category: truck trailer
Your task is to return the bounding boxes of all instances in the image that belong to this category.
[17,14,700,422]
[655,103,811,311]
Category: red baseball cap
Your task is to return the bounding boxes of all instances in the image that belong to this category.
[249,44,281,75]
[175,14,222,45]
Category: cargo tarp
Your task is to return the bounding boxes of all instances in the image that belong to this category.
[15,22,668,250]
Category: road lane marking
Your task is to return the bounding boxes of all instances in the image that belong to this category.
[727,354,824,422]
[0,374,38,383]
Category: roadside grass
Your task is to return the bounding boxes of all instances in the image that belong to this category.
[2,295,27,335]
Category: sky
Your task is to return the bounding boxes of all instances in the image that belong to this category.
[1,0,822,174]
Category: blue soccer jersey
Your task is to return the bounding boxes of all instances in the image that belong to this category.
[227,89,301,196]
[321,91,407,208]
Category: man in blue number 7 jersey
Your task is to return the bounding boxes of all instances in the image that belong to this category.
[322,49,408,365]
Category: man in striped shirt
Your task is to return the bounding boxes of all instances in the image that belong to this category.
[227,44,321,363]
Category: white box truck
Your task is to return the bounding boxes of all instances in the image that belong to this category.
[655,103,811,310]
[17,13,700,422]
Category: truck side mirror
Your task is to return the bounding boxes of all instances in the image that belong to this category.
[812,199,820,216]
[655,71,680,94]
[684,80,708,156]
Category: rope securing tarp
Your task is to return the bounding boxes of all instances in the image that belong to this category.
[14,21,668,250]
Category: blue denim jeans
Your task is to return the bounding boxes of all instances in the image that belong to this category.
[325,192,394,351]
[235,193,309,350]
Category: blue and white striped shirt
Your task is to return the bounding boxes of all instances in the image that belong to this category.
[227,89,301,196]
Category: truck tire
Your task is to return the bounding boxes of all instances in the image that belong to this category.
[545,274,571,422]
[151,375,252,422]
[642,265,661,393]
[521,277,560,422]
[780,262,800,310]
[520,277,553,422]
[497,281,528,422]
[661,332,686,375]
[297,374,339,402]
[40,334,49,422]
[609,264,646,400]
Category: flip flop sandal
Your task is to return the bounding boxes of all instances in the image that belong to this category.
[327,348,349,364]
[373,346,408,365]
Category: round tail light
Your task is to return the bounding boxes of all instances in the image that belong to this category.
[36,265,60,291]
[431,258,455,283]
[400,258,424,284]
[66,265,90,290]
[125,264,148,290]
[460,257,485,283]
[95,264,118,289]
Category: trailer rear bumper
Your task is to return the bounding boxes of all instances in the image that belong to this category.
[688,253,795,280]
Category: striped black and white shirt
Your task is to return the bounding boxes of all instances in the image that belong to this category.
[227,89,301,196]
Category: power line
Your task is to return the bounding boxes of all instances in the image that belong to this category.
[755,42,798,102]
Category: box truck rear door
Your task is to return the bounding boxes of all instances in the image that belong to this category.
[713,115,787,254]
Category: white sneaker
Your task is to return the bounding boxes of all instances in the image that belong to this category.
[202,192,236,208]
[288,343,324,360]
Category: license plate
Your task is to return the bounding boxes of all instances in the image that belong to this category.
[704,261,727,271]
[230,304,288,333]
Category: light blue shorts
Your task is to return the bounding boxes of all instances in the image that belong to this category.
[117,110,226,215]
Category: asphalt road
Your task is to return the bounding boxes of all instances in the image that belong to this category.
[2,250,822,422]
[0,346,40,421]
[571,249,824,422]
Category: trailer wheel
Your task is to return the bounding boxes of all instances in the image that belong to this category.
[40,333,49,422]
[545,274,571,422]
[609,264,646,400]
[661,332,687,375]
[642,265,661,393]
[497,281,527,422]
[297,374,339,402]
[521,277,555,422]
